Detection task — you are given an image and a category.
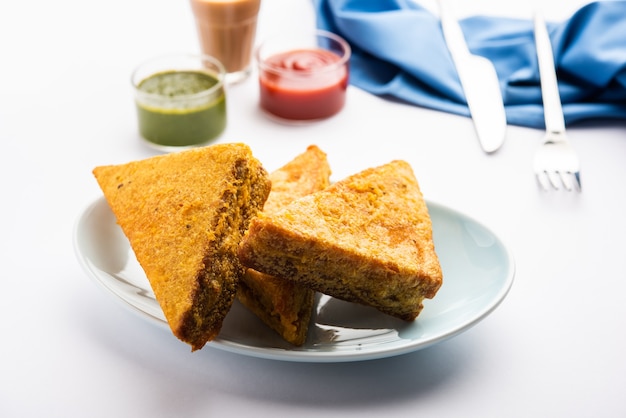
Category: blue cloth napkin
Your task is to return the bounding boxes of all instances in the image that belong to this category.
[313,0,626,129]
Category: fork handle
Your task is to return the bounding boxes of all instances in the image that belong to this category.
[534,13,566,134]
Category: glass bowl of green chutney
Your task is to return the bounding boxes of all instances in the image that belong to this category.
[131,53,227,152]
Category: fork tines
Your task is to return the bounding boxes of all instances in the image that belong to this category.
[535,170,581,192]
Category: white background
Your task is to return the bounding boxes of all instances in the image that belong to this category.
[1,0,625,417]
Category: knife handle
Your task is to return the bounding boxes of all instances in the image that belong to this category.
[438,0,471,61]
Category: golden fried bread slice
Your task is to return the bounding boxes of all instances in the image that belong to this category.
[93,143,271,351]
[237,145,331,345]
[238,160,442,321]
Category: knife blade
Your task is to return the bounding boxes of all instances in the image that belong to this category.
[437,0,507,153]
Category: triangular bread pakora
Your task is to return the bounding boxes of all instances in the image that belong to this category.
[93,143,271,351]
[238,160,443,320]
[237,145,331,345]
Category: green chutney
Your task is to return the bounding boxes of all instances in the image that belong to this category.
[135,70,226,148]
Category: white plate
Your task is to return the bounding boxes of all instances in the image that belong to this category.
[74,197,514,362]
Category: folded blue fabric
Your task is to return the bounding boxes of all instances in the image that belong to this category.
[313,0,626,128]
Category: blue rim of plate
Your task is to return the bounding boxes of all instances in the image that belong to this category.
[73,197,515,362]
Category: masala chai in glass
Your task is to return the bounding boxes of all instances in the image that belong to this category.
[189,0,261,84]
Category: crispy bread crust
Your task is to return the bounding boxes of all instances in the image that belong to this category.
[237,145,331,345]
[239,160,442,321]
[237,270,315,346]
[93,143,270,350]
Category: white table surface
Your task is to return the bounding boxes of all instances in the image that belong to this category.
[2,0,625,417]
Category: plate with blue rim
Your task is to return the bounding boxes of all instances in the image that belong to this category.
[74,196,514,362]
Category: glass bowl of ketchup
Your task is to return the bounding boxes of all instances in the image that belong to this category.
[256,30,351,123]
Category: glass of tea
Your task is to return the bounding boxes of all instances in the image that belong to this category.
[189,0,261,84]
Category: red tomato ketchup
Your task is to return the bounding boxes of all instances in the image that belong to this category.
[257,32,351,122]
[259,49,348,121]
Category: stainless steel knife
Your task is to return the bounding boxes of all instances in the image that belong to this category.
[437,0,507,153]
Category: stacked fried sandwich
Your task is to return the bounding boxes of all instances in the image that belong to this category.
[92,143,442,350]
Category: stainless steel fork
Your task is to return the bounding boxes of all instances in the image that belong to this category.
[533,13,581,192]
